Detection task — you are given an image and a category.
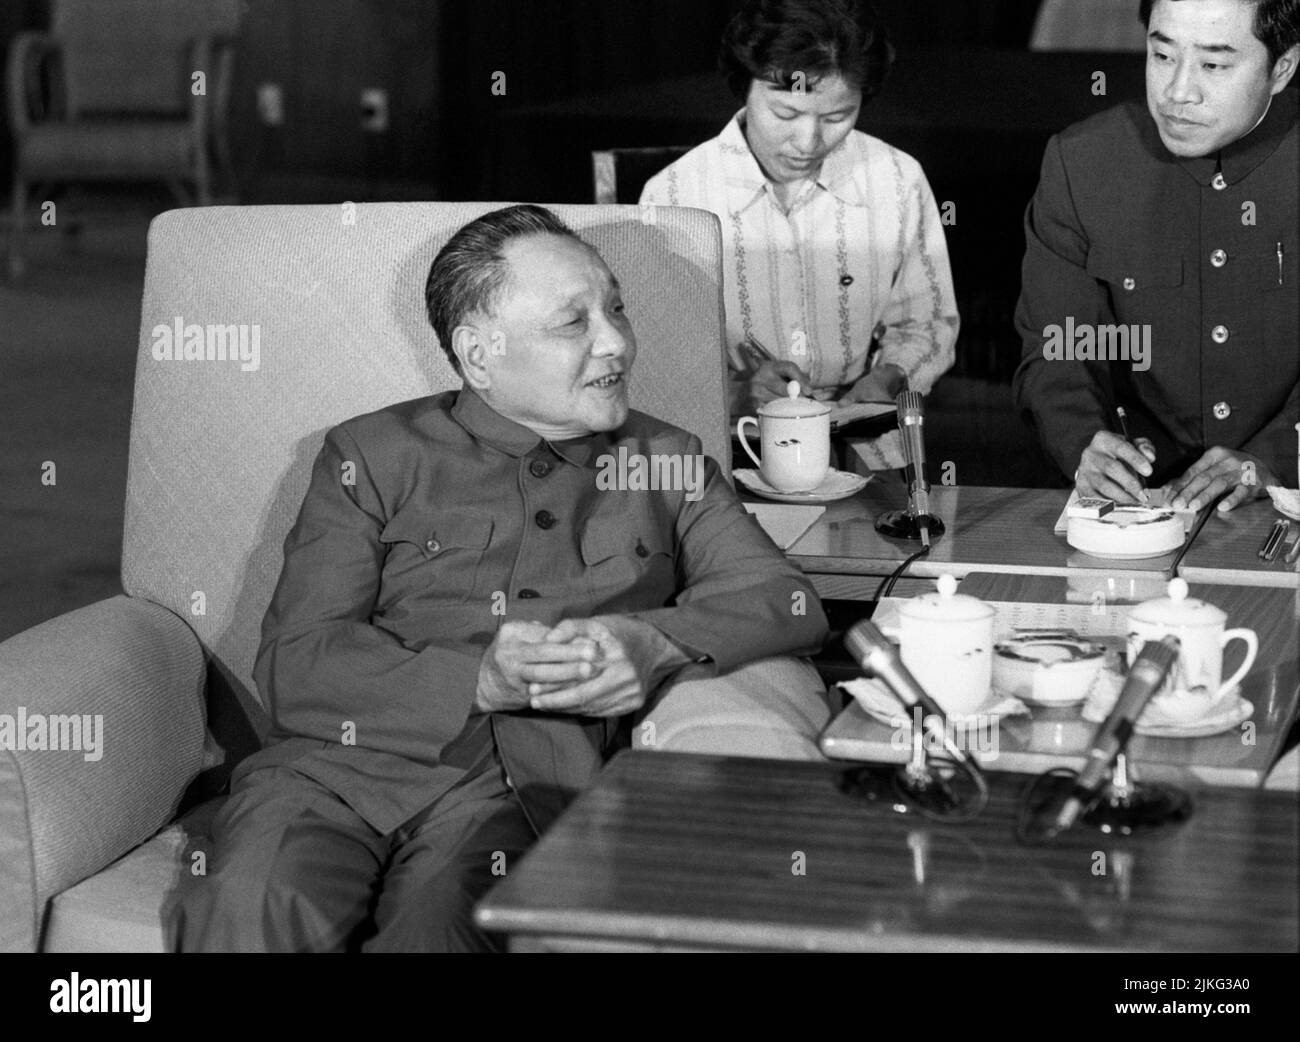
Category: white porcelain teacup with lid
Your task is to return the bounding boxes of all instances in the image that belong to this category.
[879,574,995,716]
[736,382,831,493]
[1126,578,1258,721]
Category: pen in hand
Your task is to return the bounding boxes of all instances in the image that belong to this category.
[1115,406,1150,506]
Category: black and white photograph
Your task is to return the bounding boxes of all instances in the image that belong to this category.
[0,0,1296,1000]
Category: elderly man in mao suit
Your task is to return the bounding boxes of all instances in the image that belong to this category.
[170,204,828,952]
[1014,0,1299,512]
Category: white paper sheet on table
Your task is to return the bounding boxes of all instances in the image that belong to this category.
[874,596,1128,639]
[743,503,826,550]
[1053,487,1200,536]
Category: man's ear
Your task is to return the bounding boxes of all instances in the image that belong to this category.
[1269,44,1300,94]
[452,324,491,390]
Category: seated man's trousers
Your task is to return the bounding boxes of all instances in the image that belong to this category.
[169,750,534,953]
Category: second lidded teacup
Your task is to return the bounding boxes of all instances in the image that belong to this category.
[1126,578,1258,721]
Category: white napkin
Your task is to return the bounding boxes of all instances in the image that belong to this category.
[743,503,826,550]
[838,676,1030,727]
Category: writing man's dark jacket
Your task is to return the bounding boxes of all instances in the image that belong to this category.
[1014,89,1299,487]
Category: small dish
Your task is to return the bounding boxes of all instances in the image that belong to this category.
[734,467,871,504]
[993,632,1108,706]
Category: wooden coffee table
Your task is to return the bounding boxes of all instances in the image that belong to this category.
[475,751,1298,952]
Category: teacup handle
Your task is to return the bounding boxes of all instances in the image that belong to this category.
[736,417,763,470]
[1218,628,1258,698]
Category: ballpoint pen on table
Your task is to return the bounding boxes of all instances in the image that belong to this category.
[1115,405,1149,504]
[1259,519,1289,562]
[1278,241,1284,287]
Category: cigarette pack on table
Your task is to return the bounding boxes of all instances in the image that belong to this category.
[1066,497,1114,520]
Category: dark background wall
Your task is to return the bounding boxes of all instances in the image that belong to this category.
[2,0,1058,198]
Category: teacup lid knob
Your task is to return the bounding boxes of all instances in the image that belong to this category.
[1167,577,1189,602]
[786,380,800,400]
[936,573,958,599]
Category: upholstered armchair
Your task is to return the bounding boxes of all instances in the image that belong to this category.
[0,202,831,952]
[5,0,240,276]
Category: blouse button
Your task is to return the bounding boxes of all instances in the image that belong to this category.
[839,274,854,287]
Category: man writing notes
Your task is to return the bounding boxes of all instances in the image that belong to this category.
[1014,0,1299,512]
[640,0,959,472]
[172,205,828,952]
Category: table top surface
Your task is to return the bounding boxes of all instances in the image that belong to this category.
[1178,498,1300,588]
[475,751,1299,952]
[821,572,1299,788]
[779,483,1300,588]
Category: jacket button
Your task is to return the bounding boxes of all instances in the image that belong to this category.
[518,589,540,599]
[1211,324,1229,344]
[535,510,556,529]
[529,459,552,478]
[1213,401,1231,420]
[1122,277,1136,291]
[424,538,441,554]
[1210,249,1227,268]
[1212,172,1227,190]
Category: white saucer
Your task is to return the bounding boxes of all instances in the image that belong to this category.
[1082,683,1253,738]
[735,468,871,504]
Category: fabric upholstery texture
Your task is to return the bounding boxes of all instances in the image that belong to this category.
[641,656,832,760]
[0,596,206,951]
[121,203,730,741]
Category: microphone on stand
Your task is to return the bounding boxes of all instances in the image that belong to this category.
[844,618,979,773]
[875,390,945,543]
[1053,635,1181,831]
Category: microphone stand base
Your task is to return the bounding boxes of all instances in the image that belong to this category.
[874,510,946,542]
[1081,782,1192,835]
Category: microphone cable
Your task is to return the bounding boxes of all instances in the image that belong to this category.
[872,541,932,603]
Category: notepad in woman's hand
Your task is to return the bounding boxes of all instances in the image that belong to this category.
[829,400,896,434]
[744,503,826,550]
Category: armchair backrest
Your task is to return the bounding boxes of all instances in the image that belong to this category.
[121,203,729,735]
[51,0,241,116]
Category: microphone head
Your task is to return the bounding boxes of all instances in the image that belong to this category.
[896,390,925,424]
[844,618,889,667]
[896,391,927,472]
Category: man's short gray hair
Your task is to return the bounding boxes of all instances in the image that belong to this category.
[425,204,583,372]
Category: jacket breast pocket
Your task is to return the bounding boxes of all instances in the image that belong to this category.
[379,508,493,605]
[580,517,676,613]
[1086,246,1184,323]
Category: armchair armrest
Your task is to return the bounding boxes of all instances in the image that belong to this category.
[0,596,206,952]
[6,30,57,135]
